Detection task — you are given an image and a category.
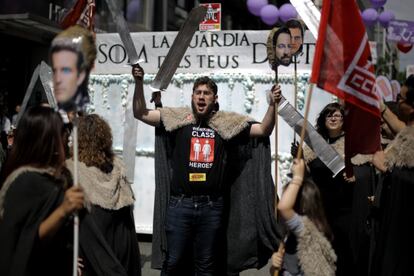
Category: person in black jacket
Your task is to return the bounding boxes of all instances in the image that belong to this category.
[0,106,84,276]
[370,75,414,276]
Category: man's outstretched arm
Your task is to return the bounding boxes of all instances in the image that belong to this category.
[250,84,282,137]
[132,65,161,127]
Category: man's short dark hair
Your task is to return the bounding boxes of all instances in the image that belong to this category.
[193,76,218,95]
[285,19,304,38]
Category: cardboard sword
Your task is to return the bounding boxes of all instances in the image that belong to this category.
[290,0,320,39]
[277,96,345,176]
[16,62,57,127]
[150,6,207,92]
[39,61,57,109]
[105,0,141,65]
[105,0,141,183]
[15,65,40,126]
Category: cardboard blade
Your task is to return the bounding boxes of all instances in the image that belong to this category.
[122,92,138,184]
[39,61,57,109]
[277,96,344,176]
[15,65,40,127]
[150,6,207,92]
[105,0,140,65]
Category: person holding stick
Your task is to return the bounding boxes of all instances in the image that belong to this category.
[133,66,284,275]
[266,25,297,276]
[271,159,336,276]
[0,106,84,276]
[50,25,96,276]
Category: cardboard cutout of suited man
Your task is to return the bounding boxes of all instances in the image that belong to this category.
[50,25,96,111]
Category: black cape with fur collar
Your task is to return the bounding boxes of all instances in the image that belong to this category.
[371,126,414,276]
[151,107,284,274]
[0,170,72,276]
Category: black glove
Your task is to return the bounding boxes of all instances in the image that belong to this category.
[290,141,303,158]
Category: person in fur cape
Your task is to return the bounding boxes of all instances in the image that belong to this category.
[343,76,414,275]
[66,114,141,276]
[0,106,84,276]
[132,64,285,275]
[271,159,336,276]
[370,75,414,276]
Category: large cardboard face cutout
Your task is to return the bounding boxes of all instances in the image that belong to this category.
[267,27,293,69]
[286,19,304,56]
[274,31,292,67]
[50,26,96,111]
[52,50,85,105]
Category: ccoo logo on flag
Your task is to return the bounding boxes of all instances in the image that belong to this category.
[338,35,379,112]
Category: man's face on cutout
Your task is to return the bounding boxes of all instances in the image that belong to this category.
[289,27,303,55]
[52,50,85,104]
[275,33,292,66]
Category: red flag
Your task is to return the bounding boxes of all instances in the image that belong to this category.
[60,0,96,31]
[310,0,381,174]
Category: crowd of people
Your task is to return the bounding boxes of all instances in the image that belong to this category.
[271,75,414,276]
[0,21,413,276]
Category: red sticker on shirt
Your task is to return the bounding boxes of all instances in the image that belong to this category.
[190,137,214,163]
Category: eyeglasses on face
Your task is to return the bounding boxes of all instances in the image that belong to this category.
[326,114,343,120]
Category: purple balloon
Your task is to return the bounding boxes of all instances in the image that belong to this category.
[126,0,140,22]
[247,0,268,16]
[260,4,279,26]
[279,4,297,23]
[379,10,395,27]
[362,8,378,27]
[370,0,387,9]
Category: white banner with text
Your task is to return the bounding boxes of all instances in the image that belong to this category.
[94,30,315,75]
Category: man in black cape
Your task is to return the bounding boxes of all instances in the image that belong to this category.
[132,65,285,275]
[370,75,414,276]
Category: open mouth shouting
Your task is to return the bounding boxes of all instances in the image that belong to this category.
[196,101,207,113]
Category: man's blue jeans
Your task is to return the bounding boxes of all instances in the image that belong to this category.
[161,195,224,276]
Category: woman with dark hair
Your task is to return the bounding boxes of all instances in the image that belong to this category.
[314,103,345,142]
[0,106,84,276]
[292,102,353,276]
[66,114,141,276]
[271,159,336,276]
[370,76,414,276]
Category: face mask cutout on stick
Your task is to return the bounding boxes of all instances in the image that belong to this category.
[267,26,293,70]
[50,25,97,112]
[286,19,304,56]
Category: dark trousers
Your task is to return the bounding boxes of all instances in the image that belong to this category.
[161,195,224,276]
